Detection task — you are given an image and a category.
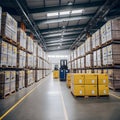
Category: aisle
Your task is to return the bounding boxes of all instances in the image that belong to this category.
[0,75,65,120]
[0,74,120,120]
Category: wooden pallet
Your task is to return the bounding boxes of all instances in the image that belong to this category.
[1,35,18,46]
[0,92,10,99]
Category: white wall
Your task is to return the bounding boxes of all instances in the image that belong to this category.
[47,50,70,70]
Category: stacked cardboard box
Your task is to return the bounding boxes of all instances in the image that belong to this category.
[96,49,102,67]
[66,73,71,88]
[104,69,120,90]
[27,36,33,53]
[84,74,97,96]
[17,50,26,68]
[97,74,109,96]
[12,46,17,67]
[71,74,85,96]
[92,33,96,49]
[81,57,85,68]
[77,59,81,68]
[35,70,43,82]
[16,71,25,91]
[0,71,10,98]
[106,20,120,42]
[85,37,92,53]
[17,29,26,49]
[86,54,93,68]
[93,51,97,67]
[80,43,85,56]
[1,12,17,42]
[71,73,108,97]
[25,70,35,87]
[0,40,8,66]
[101,24,106,44]
[53,70,59,79]
[95,30,101,47]
[102,47,107,66]
[10,71,16,93]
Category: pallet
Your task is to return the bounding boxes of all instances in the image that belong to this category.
[18,45,26,51]
[0,92,10,99]
[1,35,18,46]
[11,90,16,94]
[109,85,120,91]
[85,51,93,55]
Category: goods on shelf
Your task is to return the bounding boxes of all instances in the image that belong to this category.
[12,46,17,67]
[93,51,97,67]
[85,37,92,53]
[17,28,26,49]
[92,33,96,49]
[95,29,101,47]
[86,54,93,68]
[102,47,107,66]
[105,69,120,90]
[96,49,102,67]
[0,71,10,98]
[101,24,106,44]
[16,71,25,91]
[81,57,85,68]
[10,71,16,93]
[1,12,17,42]
[0,40,7,66]
[77,59,80,68]
[80,43,85,56]
[35,70,42,82]
[106,19,120,42]
[25,70,35,87]
[17,50,26,68]
[26,36,33,53]
[26,53,33,68]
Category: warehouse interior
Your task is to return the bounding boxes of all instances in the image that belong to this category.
[0,0,120,120]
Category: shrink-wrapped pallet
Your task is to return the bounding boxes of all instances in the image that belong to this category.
[17,29,26,49]
[92,33,96,49]
[81,57,85,68]
[93,51,97,67]
[102,47,108,65]
[97,49,102,67]
[85,37,92,53]
[1,12,17,42]
[95,29,101,47]
[86,54,93,68]
[101,25,106,44]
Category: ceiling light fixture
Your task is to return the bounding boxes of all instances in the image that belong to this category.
[60,11,70,15]
[47,12,58,17]
[72,9,83,14]
[68,1,73,6]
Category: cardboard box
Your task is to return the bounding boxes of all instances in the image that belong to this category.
[98,74,108,85]
[92,33,96,49]
[17,29,26,49]
[95,29,101,47]
[86,54,93,67]
[0,40,8,54]
[101,25,107,44]
[85,37,92,53]
[93,51,97,67]
[98,85,109,96]
[97,49,102,67]
[2,12,17,42]
[71,84,85,96]
[85,85,97,96]
[85,74,97,85]
[71,74,85,85]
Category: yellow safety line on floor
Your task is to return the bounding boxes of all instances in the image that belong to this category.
[58,80,69,120]
[110,93,120,100]
[0,79,47,120]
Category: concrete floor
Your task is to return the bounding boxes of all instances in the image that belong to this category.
[0,74,120,120]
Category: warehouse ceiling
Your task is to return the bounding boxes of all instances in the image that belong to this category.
[0,0,120,51]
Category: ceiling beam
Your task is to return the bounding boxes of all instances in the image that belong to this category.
[40,24,85,33]
[35,14,94,24]
[46,41,73,47]
[44,32,80,38]
[46,39,75,44]
[44,35,77,41]
[44,31,80,38]
[29,1,104,14]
